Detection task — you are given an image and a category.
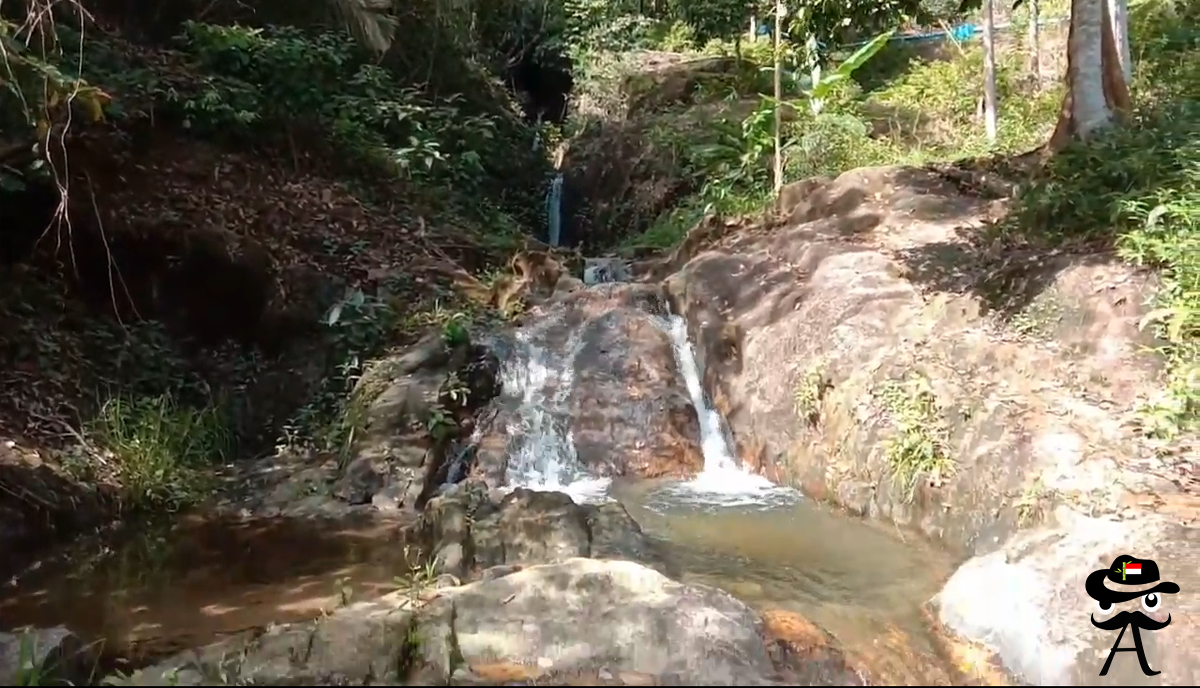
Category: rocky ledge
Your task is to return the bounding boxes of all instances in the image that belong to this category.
[113,558,866,687]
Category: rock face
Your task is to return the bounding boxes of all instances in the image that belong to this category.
[421,483,666,580]
[654,164,1198,685]
[210,331,501,519]
[934,509,1200,686]
[1,626,97,686]
[126,558,866,687]
[472,282,703,485]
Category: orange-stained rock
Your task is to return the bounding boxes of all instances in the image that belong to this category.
[760,609,867,685]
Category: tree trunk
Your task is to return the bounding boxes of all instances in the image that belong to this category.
[982,0,999,142]
[1026,0,1041,83]
[1048,0,1132,149]
[772,0,783,194]
[1106,0,1132,83]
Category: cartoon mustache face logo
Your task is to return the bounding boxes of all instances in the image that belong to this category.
[1091,608,1172,632]
[1085,557,1181,677]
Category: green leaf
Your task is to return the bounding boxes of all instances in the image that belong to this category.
[831,29,895,81]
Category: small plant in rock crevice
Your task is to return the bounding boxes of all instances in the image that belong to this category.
[426,405,458,442]
[793,362,832,428]
[394,545,442,610]
[334,575,355,608]
[1014,475,1059,528]
[876,372,955,504]
[441,313,471,349]
[442,371,472,408]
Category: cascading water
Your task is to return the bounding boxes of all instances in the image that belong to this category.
[497,324,612,503]
[545,173,564,247]
[656,314,800,507]
[491,268,797,507]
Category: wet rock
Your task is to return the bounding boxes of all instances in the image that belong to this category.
[761,610,867,685]
[421,483,665,580]
[584,257,633,284]
[835,480,875,518]
[1,626,97,686]
[331,333,499,512]
[474,283,703,484]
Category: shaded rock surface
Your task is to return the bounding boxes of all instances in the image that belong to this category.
[208,332,500,519]
[1,626,98,686]
[471,282,703,485]
[650,164,1198,685]
[125,559,867,686]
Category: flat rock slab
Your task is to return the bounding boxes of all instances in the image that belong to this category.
[123,558,866,686]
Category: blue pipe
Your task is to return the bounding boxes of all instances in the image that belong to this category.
[757,15,1069,51]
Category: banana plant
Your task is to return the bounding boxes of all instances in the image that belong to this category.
[800,29,894,114]
[761,28,895,115]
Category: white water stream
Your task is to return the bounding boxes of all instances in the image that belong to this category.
[656,315,800,507]
[498,288,799,507]
[498,324,613,504]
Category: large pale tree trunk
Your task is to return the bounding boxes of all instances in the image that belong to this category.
[1106,0,1133,83]
[1048,0,1132,149]
[982,0,999,142]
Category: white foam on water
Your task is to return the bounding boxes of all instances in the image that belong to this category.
[658,315,800,508]
[498,325,613,505]
[494,288,796,509]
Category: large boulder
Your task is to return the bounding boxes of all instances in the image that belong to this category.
[125,558,866,686]
[934,509,1200,686]
[421,482,665,580]
[654,164,1198,685]
[471,283,703,486]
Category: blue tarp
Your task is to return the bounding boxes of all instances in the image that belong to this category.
[753,18,1071,51]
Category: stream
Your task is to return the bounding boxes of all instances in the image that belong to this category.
[0,277,957,683]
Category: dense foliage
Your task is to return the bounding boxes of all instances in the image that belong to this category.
[0,0,1193,514]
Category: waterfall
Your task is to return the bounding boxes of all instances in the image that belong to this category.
[545,173,564,247]
[660,314,800,506]
[499,326,612,504]
[491,282,796,508]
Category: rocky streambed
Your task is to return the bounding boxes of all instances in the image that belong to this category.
[4,166,1196,687]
